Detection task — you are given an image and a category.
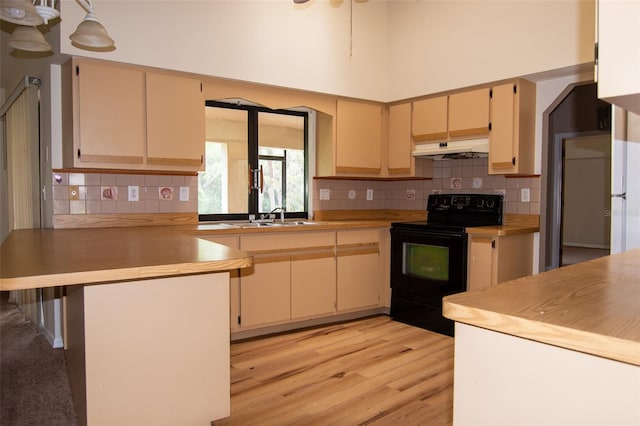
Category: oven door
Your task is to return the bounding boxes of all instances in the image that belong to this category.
[390,227,468,303]
[389,226,467,336]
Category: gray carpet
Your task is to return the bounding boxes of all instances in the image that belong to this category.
[0,293,78,425]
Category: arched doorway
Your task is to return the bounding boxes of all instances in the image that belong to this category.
[540,82,612,271]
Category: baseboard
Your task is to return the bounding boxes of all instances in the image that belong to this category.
[230,307,389,342]
[39,324,64,349]
[563,243,610,250]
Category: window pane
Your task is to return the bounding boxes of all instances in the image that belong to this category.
[258,112,305,214]
[199,107,248,215]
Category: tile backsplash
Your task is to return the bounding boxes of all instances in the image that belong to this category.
[52,171,198,216]
[313,158,540,215]
[52,158,539,223]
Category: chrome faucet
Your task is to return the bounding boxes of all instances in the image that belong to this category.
[269,207,286,223]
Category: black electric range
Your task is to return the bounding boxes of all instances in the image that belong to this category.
[389,193,503,336]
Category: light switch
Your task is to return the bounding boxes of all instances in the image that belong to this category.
[366,189,374,201]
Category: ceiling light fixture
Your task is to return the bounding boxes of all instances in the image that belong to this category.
[69,0,114,50]
[8,24,52,51]
[0,0,115,52]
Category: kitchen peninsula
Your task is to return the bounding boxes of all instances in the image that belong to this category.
[0,226,252,426]
[443,249,640,425]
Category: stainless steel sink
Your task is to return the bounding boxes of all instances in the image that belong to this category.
[221,221,323,228]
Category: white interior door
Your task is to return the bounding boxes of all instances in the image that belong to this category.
[610,107,640,253]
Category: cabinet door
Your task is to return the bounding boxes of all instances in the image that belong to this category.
[468,236,494,291]
[75,62,146,166]
[489,83,517,173]
[489,80,535,175]
[146,72,205,170]
[388,103,413,174]
[449,88,490,139]
[336,230,382,311]
[597,0,640,114]
[291,253,336,319]
[412,96,448,142]
[336,100,382,173]
[239,257,290,327]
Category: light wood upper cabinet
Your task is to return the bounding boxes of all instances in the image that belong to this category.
[412,89,489,143]
[412,96,448,142]
[146,72,205,168]
[70,61,146,166]
[63,59,205,172]
[488,79,536,175]
[467,233,534,292]
[387,103,413,174]
[596,0,640,115]
[336,99,383,174]
[448,88,490,139]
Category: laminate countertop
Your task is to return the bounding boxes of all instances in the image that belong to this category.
[443,248,640,366]
[0,227,252,291]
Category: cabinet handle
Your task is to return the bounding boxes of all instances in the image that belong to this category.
[200,154,203,165]
[77,149,81,159]
[512,156,516,166]
[491,240,496,249]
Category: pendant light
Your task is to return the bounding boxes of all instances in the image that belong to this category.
[0,0,44,25]
[69,0,114,50]
[8,24,52,51]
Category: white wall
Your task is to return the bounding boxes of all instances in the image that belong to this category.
[388,0,595,100]
[58,0,595,102]
[59,0,389,101]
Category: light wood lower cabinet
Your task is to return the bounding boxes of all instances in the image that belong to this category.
[467,233,534,291]
[240,257,291,327]
[206,227,388,333]
[336,229,384,312]
[239,231,337,329]
[291,253,336,319]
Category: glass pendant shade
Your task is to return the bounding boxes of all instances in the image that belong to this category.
[8,25,52,52]
[0,0,44,25]
[69,11,114,49]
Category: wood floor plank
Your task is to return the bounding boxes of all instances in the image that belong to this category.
[213,315,455,426]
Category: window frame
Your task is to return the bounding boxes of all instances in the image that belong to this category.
[199,101,309,222]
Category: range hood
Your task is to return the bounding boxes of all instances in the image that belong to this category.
[412,138,489,160]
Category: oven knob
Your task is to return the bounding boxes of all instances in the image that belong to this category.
[486,199,495,208]
[476,199,484,208]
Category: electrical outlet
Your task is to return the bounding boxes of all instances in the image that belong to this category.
[319,189,330,200]
[179,186,189,201]
[366,189,374,201]
[521,188,530,203]
[406,189,416,200]
[348,190,357,200]
[128,185,139,202]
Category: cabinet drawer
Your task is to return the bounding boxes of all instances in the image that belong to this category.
[337,229,381,245]
[241,232,334,251]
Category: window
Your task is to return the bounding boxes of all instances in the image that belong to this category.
[199,101,308,221]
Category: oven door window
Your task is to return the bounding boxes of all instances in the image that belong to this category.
[403,243,449,281]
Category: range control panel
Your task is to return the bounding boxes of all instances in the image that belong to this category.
[427,193,503,226]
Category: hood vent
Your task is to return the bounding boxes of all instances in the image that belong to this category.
[412,138,489,160]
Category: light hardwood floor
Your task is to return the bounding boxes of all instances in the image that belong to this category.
[213,315,454,426]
